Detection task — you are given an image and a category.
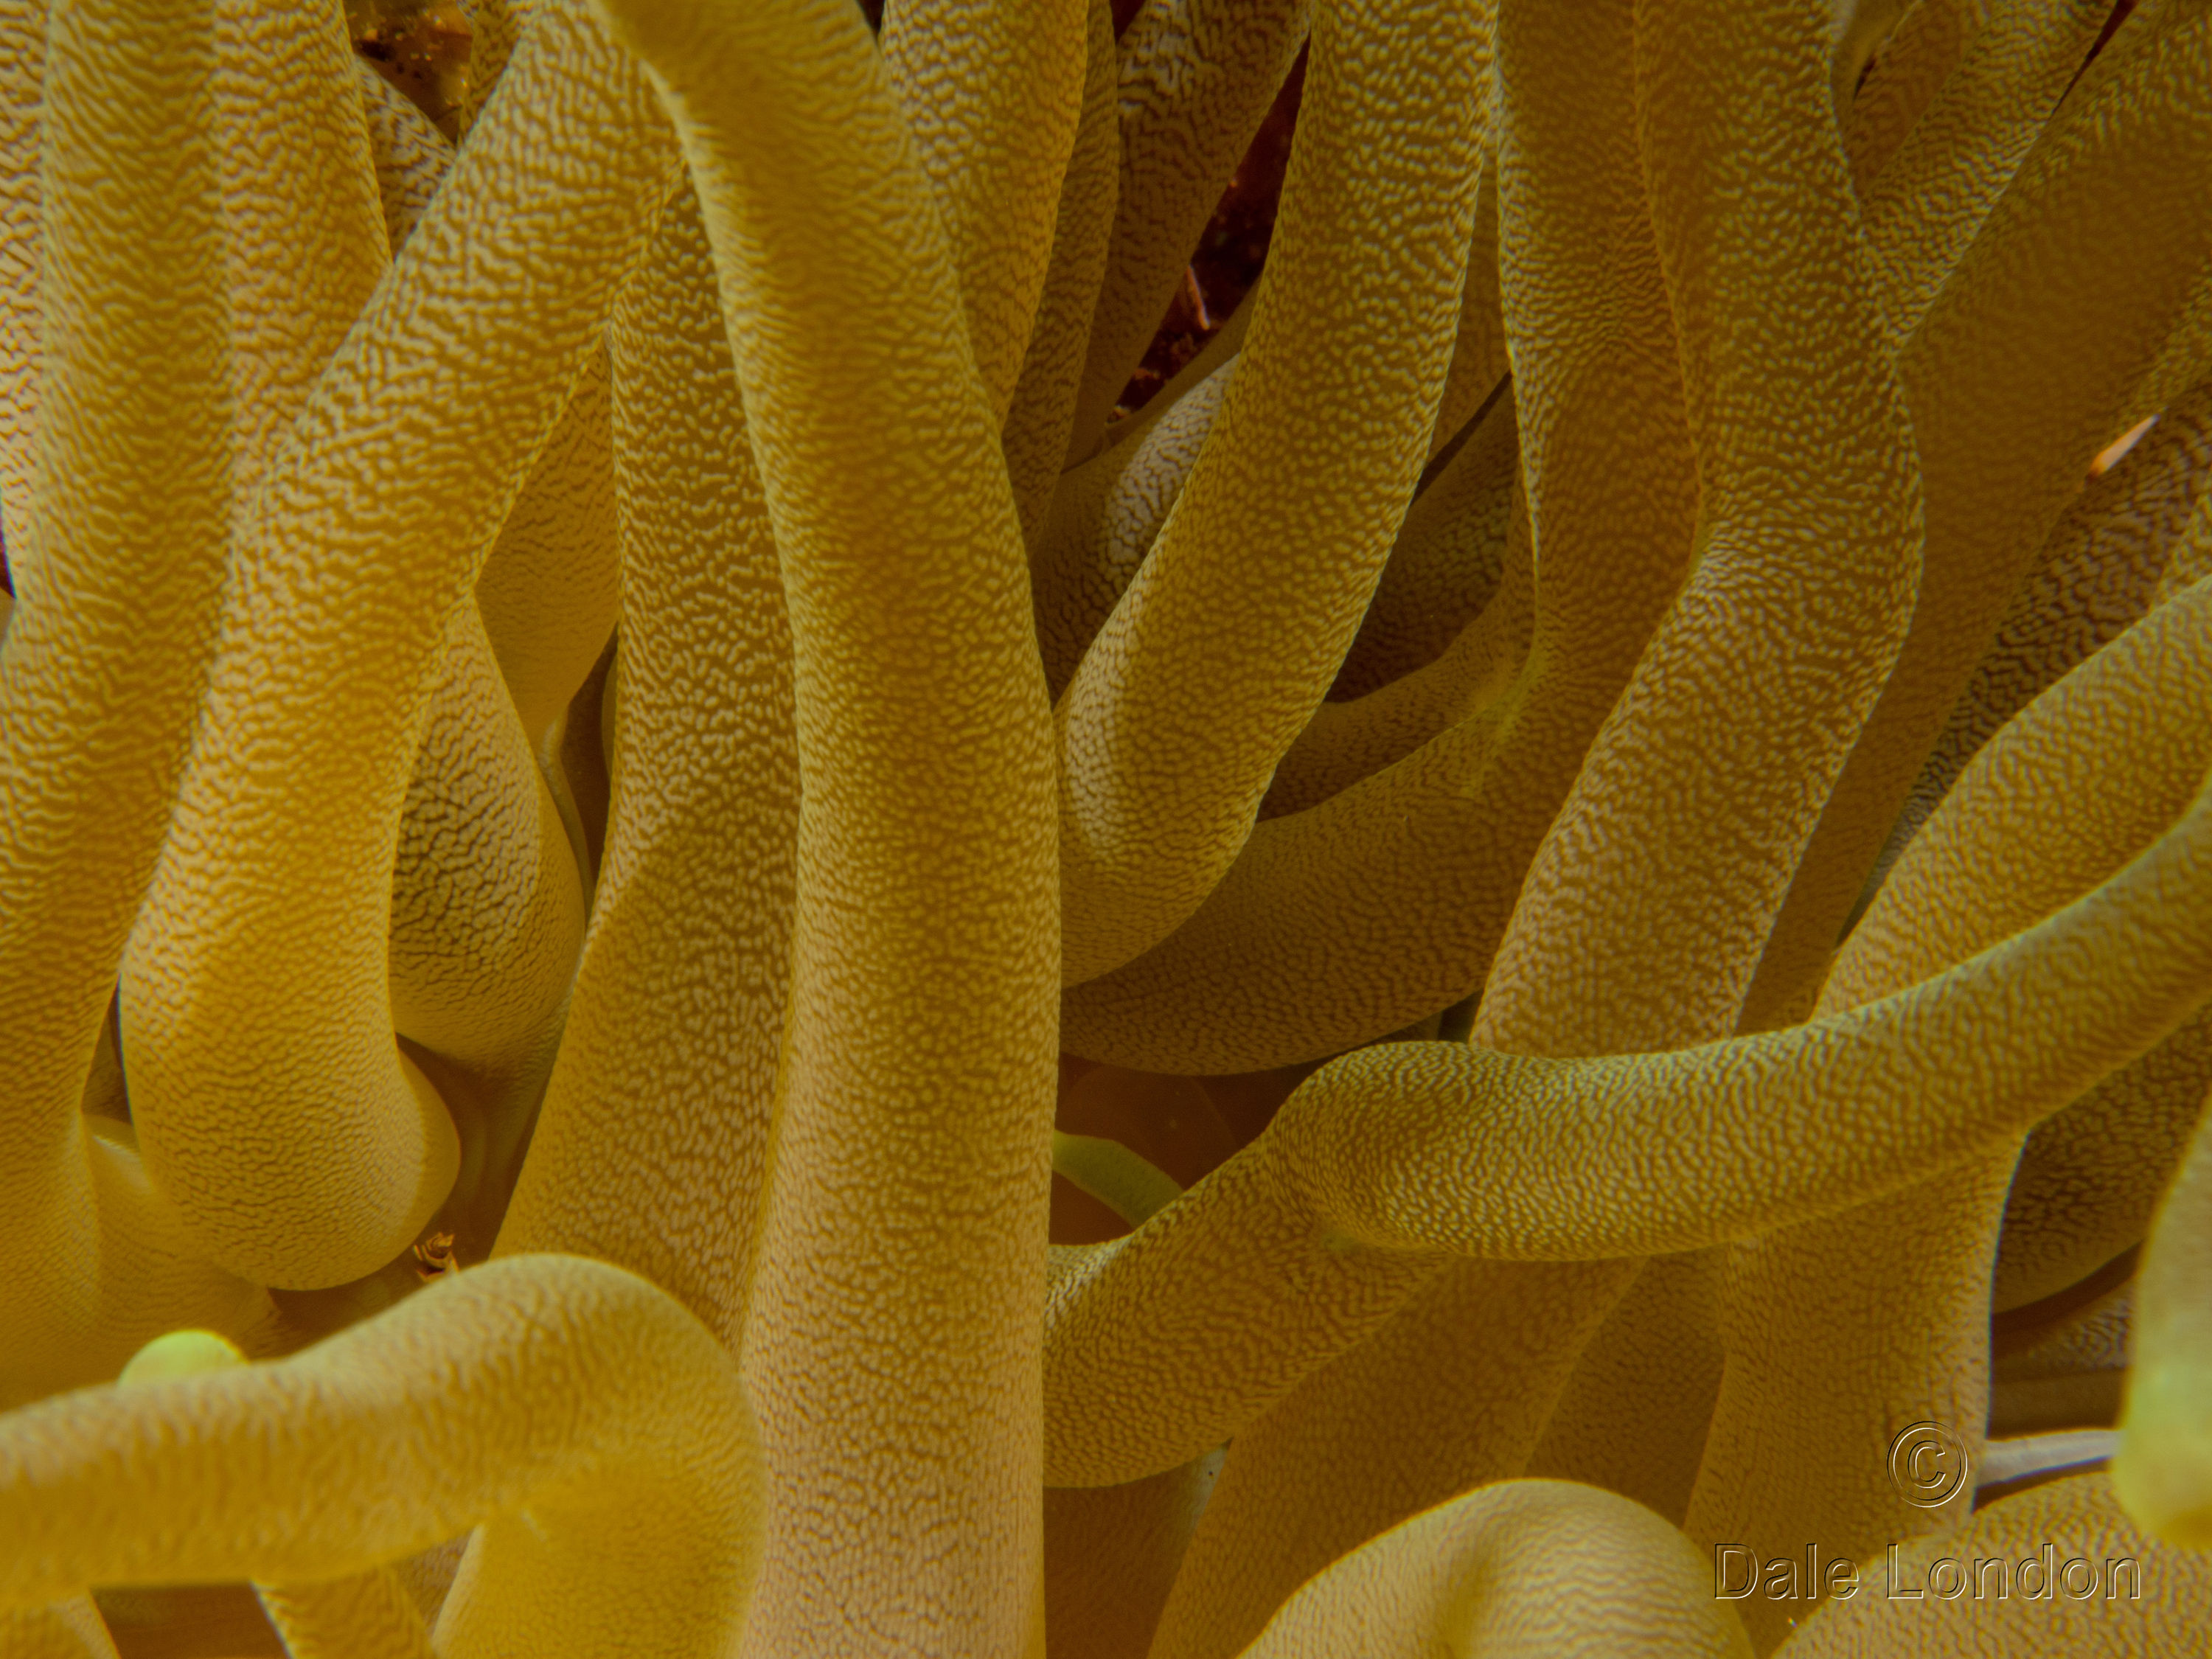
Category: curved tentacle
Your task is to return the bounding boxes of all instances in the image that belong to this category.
[1998,1001,2212,1310]
[1523,1247,1727,1525]
[1054,0,1486,984]
[1032,347,1234,702]
[1001,0,1119,543]
[1321,380,1517,706]
[1742,0,2212,1030]
[1875,374,2212,897]
[215,0,386,512]
[1158,3,1922,1623]
[592,1,1060,1651]
[470,347,621,746]
[1477,0,1920,1057]
[1686,577,2212,1645]
[1062,0,1312,461]
[1858,0,2109,347]
[1045,742,2212,1484]
[1420,152,1504,465]
[0,0,271,1405]
[1150,1257,1627,1659]
[880,0,1086,421]
[458,0,528,140]
[1841,0,1985,191]
[1234,1480,1752,1658]
[491,177,797,1351]
[0,1256,766,1659]
[118,0,680,1291]
[386,602,585,1262]
[1061,0,1698,1072]
[1260,471,1530,818]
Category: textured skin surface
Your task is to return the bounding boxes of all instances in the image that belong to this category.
[117,0,677,1292]
[1421,152,1506,465]
[1688,577,2212,1646]
[1778,1474,2212,1655]
[1032,349,1234,702]
[1240,1481,1752,1658]
[1062,0,1700,1071]
[1882,374,2212,887]
[882,0,1085,421]
[1997,1001,2212,1310]
[1147,5,1919,1637]
[1262,453,1531,817]
[1742,0,2212,1031]
[108,1326,442,1659]
[593,2,1058,1653]
[3,0,2211,1653]
[1150,1256,1626,1659]
[1859,0,2107,347]
[0,0,38,585]
[471,348,622,747]
[493,178,796,1351]
[256,1569,438,1659]
[0,1256,765,1658]
[1043,718,2212,1487]
[1001,0,1119,543]
[1063,0,1312,460]
[212,0,385,513]
[1322,378,1516,706]
[0,0,272,1406]
[1055,0,1484,984]
[1843,0,1986,191]
[356,58,452,251]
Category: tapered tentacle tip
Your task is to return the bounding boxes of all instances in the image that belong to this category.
[2116,1367,2212,1551]
[116,1330,247,1385]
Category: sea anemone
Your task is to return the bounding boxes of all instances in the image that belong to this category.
[2,0,2211,1654]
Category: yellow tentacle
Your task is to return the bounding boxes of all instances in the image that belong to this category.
[119,0,679,1291]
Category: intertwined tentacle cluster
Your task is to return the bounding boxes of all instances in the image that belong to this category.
[2,0,2211,1655]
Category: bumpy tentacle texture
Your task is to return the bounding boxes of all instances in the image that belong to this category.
[1239,1481,1751,1658]
[594,1,1058,1653]
[0,0,39,582]
[1058,0,1704,1071]
[1001,0,1119,543]
[7,0,2212,1654]
[1064,0,1311,459]
[880,0,1086,421]
[1054,0,1485,983]
[0,0,271,1406]
[492,177,796,1350]
[1688,577,2212,1647]
[1147,1,1920,1639]
[1777,1473,2212,1655]
[1741,0,2212,1032]
[0,1256,767,1658]
[118,0,677,1293]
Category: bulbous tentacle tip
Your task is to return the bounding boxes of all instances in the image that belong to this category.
[2115,1369,2212,1551]
[116,1330,246,1385]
